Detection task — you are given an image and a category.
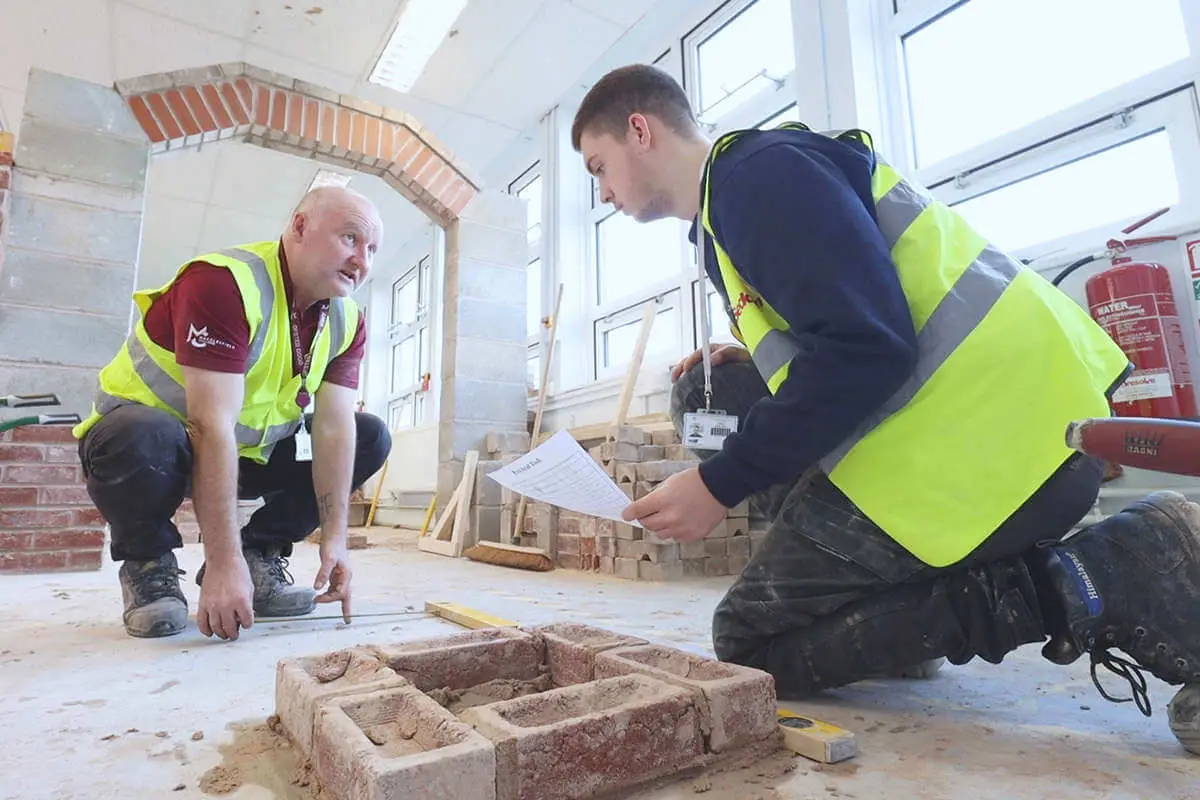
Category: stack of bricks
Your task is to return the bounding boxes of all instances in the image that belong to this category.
[515,424,769,582]
[478,431,532,546]
[0,425,105,573]
[0,129,11,272]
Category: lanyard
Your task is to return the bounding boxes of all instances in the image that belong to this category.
[290,302,329,409]
[695,216,714,411]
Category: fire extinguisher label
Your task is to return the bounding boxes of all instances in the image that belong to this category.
[1111,371,1174,402]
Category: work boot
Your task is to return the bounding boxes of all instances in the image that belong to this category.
[196,546,316,617]
[119,552,188,638]
[1034,491,1200,752]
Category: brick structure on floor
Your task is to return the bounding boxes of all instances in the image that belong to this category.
[513,424,768,582]
[273,624,782,800]
[0,425,103,572]
[114,63,478,226]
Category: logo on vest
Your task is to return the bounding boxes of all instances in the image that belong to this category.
[732,291,763,320]
[186,323,234,351]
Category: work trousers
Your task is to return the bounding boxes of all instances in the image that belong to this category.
[672,361,1102,698]
[77,404,391,562]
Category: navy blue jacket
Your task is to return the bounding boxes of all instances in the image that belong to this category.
[689,127,919,508]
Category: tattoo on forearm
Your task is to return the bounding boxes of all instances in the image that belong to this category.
[318,492,334,524]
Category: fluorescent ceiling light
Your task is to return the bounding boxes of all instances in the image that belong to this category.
[308,169,354,192]
[369,0,468,93]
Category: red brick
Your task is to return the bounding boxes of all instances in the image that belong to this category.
[72,507,105,526]
[463,674,703,800]
[313,684,495,800]
[2,464,79,484]
[0,444,44,463]
[67,548,103,570]
[254,85,270,127]
[182,86,217,132]
[302,99,319,140]
[364,116,380,159]
[0,152,11,167]
[0,508,75,529]
[376,627,544,692]
[0,532,33,550]
[42,444,78,463]
[350,111,366,154]
[319,103,336,146]
[594,644,777,754]
[0,169,9,190]
[33,529,105,549]
[201,84,234,129]
[0,487,37,506]
[286,92,303,137]
[234,78,254,111]
[0,549,68,572]
[270,89,287,131]
[275,647,408,756]
[531,622,646,686]
[220,82,250,125]
[335,107,351,151]
[39,486,90,506]
[145,92,184,141]
[8,425,76,444]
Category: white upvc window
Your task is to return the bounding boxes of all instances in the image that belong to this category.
[386,255,433,431]
[509,162,545,394]
[878,0,1200,265]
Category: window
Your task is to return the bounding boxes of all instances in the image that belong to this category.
[902,0,1190,168]
[757,104,800,130]
[694,279,734,347]
[509,163,545,393]
[595,212,687,305]
[684,0,797,133]
[595,293,682,377]
[386,256,433,430]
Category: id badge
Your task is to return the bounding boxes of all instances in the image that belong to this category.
[294,428,313,462]
[682,409,738,450]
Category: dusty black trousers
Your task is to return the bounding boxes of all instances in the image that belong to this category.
[671,361,1102,698]
[77,404,390,562]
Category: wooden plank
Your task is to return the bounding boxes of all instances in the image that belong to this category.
[514,284,564,541]
[417,536,457,556]
[612,301,657,433]
[449,450,479,557]
[425,600,517,629]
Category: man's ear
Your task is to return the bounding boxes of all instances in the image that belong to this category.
[628,113,652,151]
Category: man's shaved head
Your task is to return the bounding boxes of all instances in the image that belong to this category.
[284,184,384,308]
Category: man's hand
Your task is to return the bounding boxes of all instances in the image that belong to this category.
[197,557,255,641]
[670,343,750,382]
[622,467,727,542]
[314,539,352,623]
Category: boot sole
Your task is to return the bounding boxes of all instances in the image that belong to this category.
[125,619,188,638]
[1169,684,1200,756]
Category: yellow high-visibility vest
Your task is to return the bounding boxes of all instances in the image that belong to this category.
[73,241,360,463]
[700,123,1129,567]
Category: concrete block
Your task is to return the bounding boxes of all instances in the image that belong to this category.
[614,540,640,560]
[597,538,615,558]
[706,519,730,539]
[634,481,655,500]
[599,556,615,574]
[637,561,683,581]
[615,522,640,541]
[729,500,751,517]
[485,430,530,455]
[651,429,680,446]
[704,539,727,558]
[6,194,141,265]
[461,674,702,800]
[641,542,679,563]
[636,460,695,482]
[0,303,127,368]
[377,627,546,692]
[23,68,146,142]
[313,684,496,800]
[455,217,527,269]
[472,505,502,543]
[614,462,638,484]
[454,340,528,385]
[556,515,580,536]
[456,296,526,344]
[606,425,647,445]
[618,483,633,499]
[590,441,639,462]
[678,540,707,560]
[594,644,777,754]
[664,444,693,460]
[0,249,133,316]
[12,170,145,214]
[728,553,750,575]
[595,518,615,539]
[459,188,525,231]
[683,558,708,577]
[17,120,148,191]
[475,461,503,506]
[557,534,579,555]
[530,622,646,686]
[274,647,408,756]
[638,445,665,461]
[576,516,597,538]
[453,257,525,306]
[705,556,730,576]
[615,557,638,580]
[727,535,751,559]
[452,378,527,423]
[726,516,750,537]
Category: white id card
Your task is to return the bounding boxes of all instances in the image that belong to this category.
[294,428,313,461]
[682,410,738,450]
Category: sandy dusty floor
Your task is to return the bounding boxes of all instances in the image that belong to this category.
[0,530,1196,799]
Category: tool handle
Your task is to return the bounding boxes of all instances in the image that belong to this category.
[0,393,60,408]
[1067,417,1200,477]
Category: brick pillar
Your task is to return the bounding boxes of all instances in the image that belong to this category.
[0,68,149,415]
[0,425,104,573]
[437,190,529,504]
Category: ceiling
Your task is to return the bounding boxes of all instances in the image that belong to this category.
[0,0,663,287]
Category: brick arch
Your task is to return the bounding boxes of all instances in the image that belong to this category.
[115,63,478,226]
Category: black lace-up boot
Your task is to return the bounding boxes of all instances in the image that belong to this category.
[118,552,188,638]
[196,546,316,617]
[1031,491,1200,754]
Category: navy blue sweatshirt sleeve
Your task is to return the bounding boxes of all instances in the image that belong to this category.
[696,138,919,508]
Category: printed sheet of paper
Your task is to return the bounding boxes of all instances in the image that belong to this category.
[486,430,642,526]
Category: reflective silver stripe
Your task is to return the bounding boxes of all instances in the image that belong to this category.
[235,418,300,447]
[219,248,274,368]
[92,333,189,417]
[819,243,1022,471]
[875,177,931,249]
[751,329,802,385]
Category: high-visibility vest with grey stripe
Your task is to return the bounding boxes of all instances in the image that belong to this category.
[699,123,1129,567]
[72,241,359,463]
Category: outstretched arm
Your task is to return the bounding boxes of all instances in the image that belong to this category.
[311,380,358,621]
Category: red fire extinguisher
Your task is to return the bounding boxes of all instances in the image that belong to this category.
[1065,208,1198,419]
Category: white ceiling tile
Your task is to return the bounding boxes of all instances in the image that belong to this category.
[562,0,656,27]
[247,0,403,79]
[144,146,220,204]
[409,0,547,108]
[464,1,624,131]
[140,195,209,252]
[0,0,112,93]
[111,3,243,81]
[135,239,204,290]
[196,204,288,253]
[207,143,315,217]
[437,113,524,180]
[114,0,254,40]
[242,44,357,96]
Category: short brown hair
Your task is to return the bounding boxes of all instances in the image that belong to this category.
[571,64,699,151]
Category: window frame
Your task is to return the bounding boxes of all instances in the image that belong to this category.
[508,161,546,395]
[386,255,433,432]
